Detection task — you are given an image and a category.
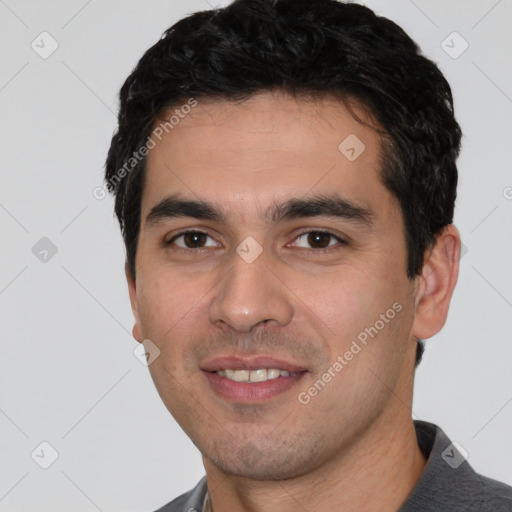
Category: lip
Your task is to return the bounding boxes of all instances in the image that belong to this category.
[200,356,307,373]
[201,355,309,404]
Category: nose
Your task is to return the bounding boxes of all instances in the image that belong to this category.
[208,249,294,333]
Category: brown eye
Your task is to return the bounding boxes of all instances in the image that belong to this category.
[168,231,218,249]
[183,232,207,248]
[292,230,347,250]
[307,232,332,249]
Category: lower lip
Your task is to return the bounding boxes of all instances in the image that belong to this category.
[202,371,307,403]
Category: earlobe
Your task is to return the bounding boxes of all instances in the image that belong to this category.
[125,263,143,343]
[412,225,461,340]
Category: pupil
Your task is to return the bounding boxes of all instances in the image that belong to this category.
[308,232,330,248]
[184,233,205,248]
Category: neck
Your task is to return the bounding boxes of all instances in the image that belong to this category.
[203,409,426,512]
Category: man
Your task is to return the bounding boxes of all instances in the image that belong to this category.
[105,0,512,510]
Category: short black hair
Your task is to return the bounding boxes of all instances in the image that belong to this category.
[105,0,461,367]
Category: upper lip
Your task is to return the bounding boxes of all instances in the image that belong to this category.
[201,356,308,373]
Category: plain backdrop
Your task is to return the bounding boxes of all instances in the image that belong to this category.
[1,0,511,510]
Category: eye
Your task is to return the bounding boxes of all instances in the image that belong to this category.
[167,231,220,249]
[291,230,347,250]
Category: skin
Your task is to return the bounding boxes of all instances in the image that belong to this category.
[127,91,461,512]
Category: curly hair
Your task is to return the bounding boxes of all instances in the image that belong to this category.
[105,0,462,367]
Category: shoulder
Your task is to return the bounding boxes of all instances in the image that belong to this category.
[153,477,207,512]
[400,421,512,511]
[476,472,512,511]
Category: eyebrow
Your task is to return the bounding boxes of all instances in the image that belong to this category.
[144,193,374,230]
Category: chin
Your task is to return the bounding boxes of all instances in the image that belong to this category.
[204,438,324,481]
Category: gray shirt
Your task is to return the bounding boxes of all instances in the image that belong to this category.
[155,421,512,511]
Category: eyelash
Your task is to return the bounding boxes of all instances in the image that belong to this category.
[165,229,348,253]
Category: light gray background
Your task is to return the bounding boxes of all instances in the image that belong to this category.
[1,0,511,510]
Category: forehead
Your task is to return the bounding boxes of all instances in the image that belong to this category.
[141,91,396,223]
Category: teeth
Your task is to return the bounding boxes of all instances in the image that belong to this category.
[231,370,249,382]
[216,368,296,382]
[250,369,267,382]
[267,369,280,380]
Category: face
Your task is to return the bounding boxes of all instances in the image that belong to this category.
[128,92,421,480]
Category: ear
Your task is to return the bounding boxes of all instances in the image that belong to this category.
[412,225,461,340]
[126,263,143,343]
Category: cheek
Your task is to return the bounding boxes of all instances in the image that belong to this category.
[136,267,203,355]
[293,264,402,346]
[137,270,207,409]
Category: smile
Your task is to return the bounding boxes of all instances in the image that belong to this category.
[216,368,298,382]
